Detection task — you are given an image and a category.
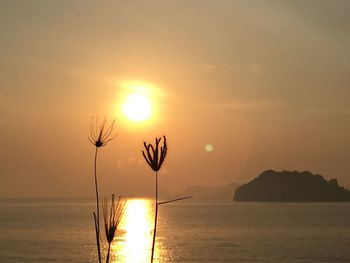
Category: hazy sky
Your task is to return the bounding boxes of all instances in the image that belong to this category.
[1,0,350,198]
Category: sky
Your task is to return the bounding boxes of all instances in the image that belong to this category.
[1,0,350,198]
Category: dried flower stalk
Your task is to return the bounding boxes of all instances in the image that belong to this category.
[142,136,167,263]
[89,116,117,263]
[102,195,126,263]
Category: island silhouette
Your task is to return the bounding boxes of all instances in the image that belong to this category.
[234,170,350,202]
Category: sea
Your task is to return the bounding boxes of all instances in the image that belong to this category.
[1,199,350,263]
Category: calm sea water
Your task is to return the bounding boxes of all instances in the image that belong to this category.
[1,199,350,263]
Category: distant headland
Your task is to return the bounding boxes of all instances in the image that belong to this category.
[234,170,350,202]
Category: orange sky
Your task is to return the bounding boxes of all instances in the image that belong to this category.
[1,1,350,198]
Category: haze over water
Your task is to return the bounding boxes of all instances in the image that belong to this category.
[1,1,350,262]
[2,1,350,198]
[1,199,350,263]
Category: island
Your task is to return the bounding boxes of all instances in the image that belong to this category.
[234,170,350,202]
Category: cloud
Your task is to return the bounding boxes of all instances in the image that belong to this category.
[305,106,350,117]
[214,99,284,112]
[199,62,215,72]
[117,157,144,170]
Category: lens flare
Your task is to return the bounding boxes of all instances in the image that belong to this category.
[205,144,214,152]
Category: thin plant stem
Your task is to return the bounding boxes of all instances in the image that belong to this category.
[93,147,102,263]
[151,171,158,263]
[106,243,111,263]
[158,196,193,205]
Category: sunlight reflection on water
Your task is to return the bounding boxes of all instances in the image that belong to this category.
[110,199,165,263]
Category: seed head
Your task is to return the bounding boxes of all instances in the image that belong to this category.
[88,116,117,148]
[142,136,167,172]
[102,194,126,244]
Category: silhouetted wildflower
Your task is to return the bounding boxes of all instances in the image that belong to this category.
[89,116,117,148]
[103,195,126,243]
[102,195,126,263]
[142,136,167,263]
[142,136,167,172]
[88,116,117,263]
[142,135,192,263]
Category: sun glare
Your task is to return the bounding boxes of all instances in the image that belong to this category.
[111,199,159,262]
[115,80,162,124]
[121,93,152,122]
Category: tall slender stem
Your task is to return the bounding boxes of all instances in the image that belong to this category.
[151,171,158,263]
[93,147,102,263]
[106,243,111,263]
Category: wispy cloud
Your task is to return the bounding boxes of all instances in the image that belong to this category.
[213,99,284,111]
[117,157,143,170]
[199,62,215,72]
[305,106,350,117]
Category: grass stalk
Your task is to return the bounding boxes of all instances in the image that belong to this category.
[93,147,102,263]
[151,171,159,263]
[89,116,117,263]
[106,243,111,263]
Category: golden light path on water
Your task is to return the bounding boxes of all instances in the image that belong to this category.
[110,199,164,263]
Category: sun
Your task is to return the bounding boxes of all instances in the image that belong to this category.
[122,93,152,122]
[116,80,160,123]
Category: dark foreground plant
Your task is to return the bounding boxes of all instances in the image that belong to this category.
[102,194,127,263]
[89,116,117,263]
[142,136,167,263]
[142,136,192,263]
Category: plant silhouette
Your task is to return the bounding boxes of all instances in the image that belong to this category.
[142,136,192,263]
[102,194,126,263]
[89,116,117,263]
[142,136,167,263]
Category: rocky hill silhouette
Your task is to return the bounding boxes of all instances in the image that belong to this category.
[234,170,350,202]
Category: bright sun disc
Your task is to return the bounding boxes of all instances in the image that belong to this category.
[122,93,152,122]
